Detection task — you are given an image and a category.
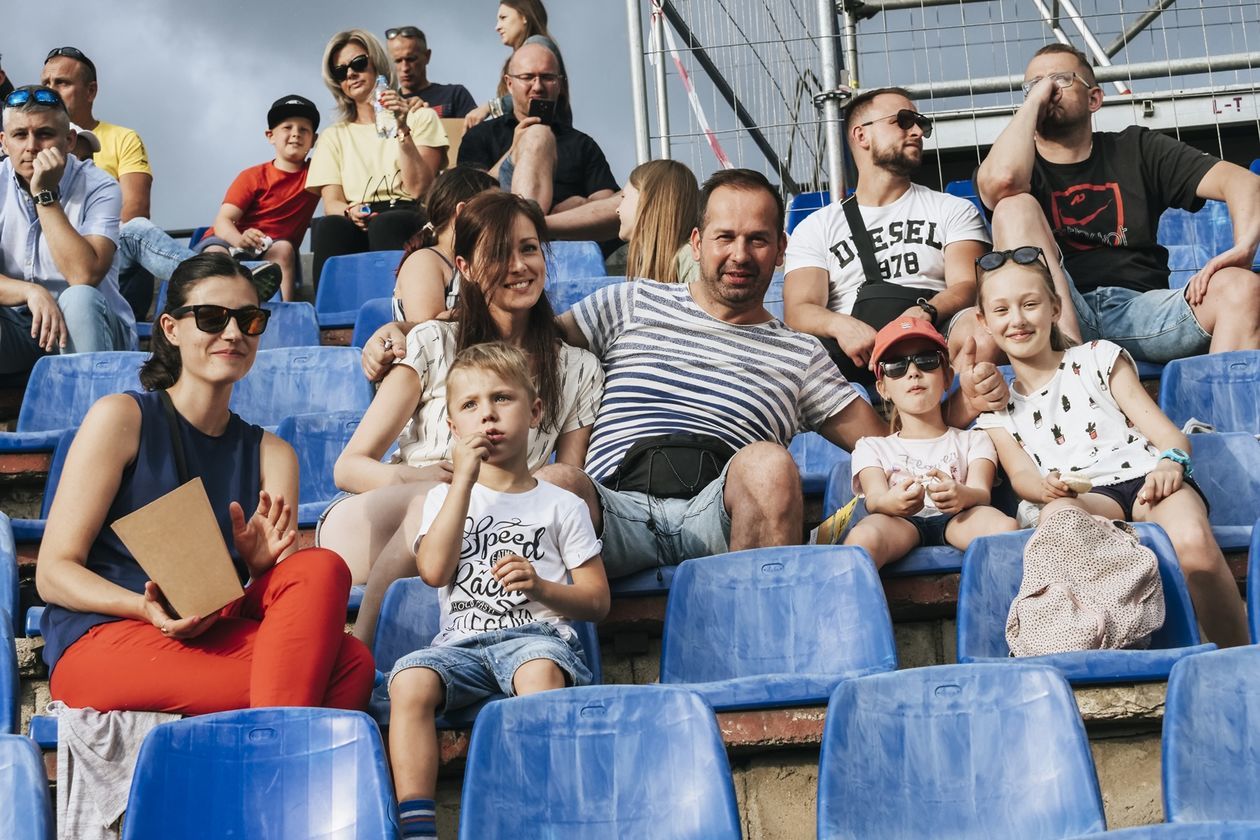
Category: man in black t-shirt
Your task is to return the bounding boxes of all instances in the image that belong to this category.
[457,43,619,216]
[977,44,1260,363]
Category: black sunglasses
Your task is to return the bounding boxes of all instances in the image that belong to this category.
[44,46,96,77]
[4,87,64,110]
[171,305,270,336]
[976,246,1050,274]
[879,351,945,380]
[857,108,933,138]
[330,54,371,83]
[386,26,423,40]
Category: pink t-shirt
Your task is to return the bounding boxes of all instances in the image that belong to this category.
[851,427,997,518]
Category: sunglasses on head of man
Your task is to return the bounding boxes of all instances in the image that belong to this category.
[386,26,423,40]
[44,46,97,78]
[857,108,933,138]
[4,86,65,111]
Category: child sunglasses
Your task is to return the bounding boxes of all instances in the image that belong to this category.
[170,305,270,336]
[878,351,945,380]
[330,54,371,82]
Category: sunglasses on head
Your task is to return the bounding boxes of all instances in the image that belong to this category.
[330,54,371,83]
[44,46,96,76]
[386,26,422,40]
[879,351,945,380]
[857,108,933,138]
[171,305,270,336]
[4,87,64,110]
[976,246,1049,273]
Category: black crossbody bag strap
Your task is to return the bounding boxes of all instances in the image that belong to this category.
[840,194,884,287]
[158,390,190,485]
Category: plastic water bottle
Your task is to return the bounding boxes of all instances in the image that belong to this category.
[373,76,396,139]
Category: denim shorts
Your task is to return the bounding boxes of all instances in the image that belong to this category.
[388,622,590,713]
[592,461,733,579]
[1066,280,1210,364]
[909,513,957,547]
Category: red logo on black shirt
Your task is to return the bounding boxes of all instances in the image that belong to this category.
[1049,182,1127,251]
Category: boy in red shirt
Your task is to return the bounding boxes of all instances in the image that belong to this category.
[196,95,321,300]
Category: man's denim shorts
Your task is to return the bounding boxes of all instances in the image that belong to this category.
[1067,281,1210,364]
[592,461,734,579]
[388,622,590,714]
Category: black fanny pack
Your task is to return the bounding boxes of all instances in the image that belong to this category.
[609,433,737,499]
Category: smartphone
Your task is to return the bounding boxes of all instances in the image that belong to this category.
[527,98,556,125]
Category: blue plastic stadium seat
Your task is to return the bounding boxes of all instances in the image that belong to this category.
[120,708,398,840]
[350,296,394,349]
[1158,201,1232,254]
[229,347,373,429]
[0,514,17,641]
[0,735,53,838]
[957,525,1214,683]
[944,178,986,214]
[1163,646,1260,824]
[275,411,363,528]
[786,190,830,234]
[314,250,403,328]
[0,352,146,453]
[1250,520,1260,644]
[10,428,76,545]
[546,274,625,314]
[1252,159,1260,176]
[789,432,850,496]
[821,458,965,578]
[546,240,605,283]
[458,685,742,840]
[1159,352,1260,435]
[1183,432,1260,551]
[371,578,601,727]
[0,605,13,736]
[187,226,210,247]
[1077,824,1260,838]
[818,662,1105,839]
[256,301,319,350]
[659,546,897,710]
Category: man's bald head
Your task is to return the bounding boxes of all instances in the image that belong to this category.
[508,42,560,75]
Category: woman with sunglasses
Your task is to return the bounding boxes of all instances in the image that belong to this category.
[842,317,1017,568]
[35,253,375,714]
[307,29,450,285]
[318,192,603,646]
[464,0,571,129]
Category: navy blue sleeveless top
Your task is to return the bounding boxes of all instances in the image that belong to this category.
[42,390,263,671]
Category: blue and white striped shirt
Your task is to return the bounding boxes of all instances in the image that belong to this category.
[572,280,858,482]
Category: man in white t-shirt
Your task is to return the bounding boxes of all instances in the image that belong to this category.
[784,87,991,383]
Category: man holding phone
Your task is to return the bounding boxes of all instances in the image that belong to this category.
[457,42,618,214]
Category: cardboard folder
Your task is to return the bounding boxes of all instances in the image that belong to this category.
[111,478,245,619]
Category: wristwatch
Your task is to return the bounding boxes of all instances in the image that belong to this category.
[32,188,59,207]
[1158,447,1193,478]
[915,297,939,327]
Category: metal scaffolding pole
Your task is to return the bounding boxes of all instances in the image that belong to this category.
[1105,0,1177,59]
[899,52,1260,98]
[653,11,671,159]
[625,0,651,164]
[817,0,847,198]
[1056,0,1131,94]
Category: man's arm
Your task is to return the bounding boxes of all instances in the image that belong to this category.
[0,275,67,351]
[783,267,877,369]
[33,149,116,286]
[545,192,621,241]
[815,396,886,451]
[1187,161,1260,292]
[975,78,1058,209]
[555,311,590,350]
[118,172,151,222]
[900,239,986,324]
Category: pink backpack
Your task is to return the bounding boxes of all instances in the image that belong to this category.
[1006,506,1165,657]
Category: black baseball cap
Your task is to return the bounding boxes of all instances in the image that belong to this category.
[266,95,320,131]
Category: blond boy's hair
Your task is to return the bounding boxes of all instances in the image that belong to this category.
[445,342,538,415]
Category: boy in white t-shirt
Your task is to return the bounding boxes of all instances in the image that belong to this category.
[387,342,610,839]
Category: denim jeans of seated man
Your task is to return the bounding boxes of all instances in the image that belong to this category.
[115,217,195,320]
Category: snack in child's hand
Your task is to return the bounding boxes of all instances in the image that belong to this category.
[1060,470,1093,494]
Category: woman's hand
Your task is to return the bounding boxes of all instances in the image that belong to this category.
[230,491,296,578]
[361,323,410,381]
[343,202,372,230]
[1041,470,1077,503]
[379,88,410,123]
[397,461,454,485]
[464,103,491,129]
[141,581,219,640]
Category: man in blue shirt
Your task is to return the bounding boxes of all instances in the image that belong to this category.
[0,85,133,375]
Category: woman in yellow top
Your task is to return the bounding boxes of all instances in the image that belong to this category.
[307,29,449,285]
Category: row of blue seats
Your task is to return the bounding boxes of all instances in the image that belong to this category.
[6,650,1260,838]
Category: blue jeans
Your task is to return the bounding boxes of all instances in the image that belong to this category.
[59,285,136,353]
[117,217,194,282]
[1067,282,1211,364]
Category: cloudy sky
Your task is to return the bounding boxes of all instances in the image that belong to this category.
[4,0,642,229]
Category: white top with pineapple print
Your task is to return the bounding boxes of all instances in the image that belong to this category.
[973,340,1159,487]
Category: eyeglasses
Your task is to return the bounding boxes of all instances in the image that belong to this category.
[44,47,96,77]
[330,54,371,83]
[879,351,945,380]
[386,26,423,40]
[4,87,65,110]
[170,305,270,336]
[976,246,1050,274]
[505,72,564,86]
[1021,71,1091,96]
[857,109,933,138]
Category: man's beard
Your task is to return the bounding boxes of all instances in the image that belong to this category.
[1037,103,1083,141]
[872,143,921,177]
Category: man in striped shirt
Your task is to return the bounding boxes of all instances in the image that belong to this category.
[542,169,887,578]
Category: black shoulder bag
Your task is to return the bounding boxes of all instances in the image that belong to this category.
[819,195,936,386]
[158,390,190,485]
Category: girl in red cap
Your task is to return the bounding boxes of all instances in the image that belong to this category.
[844,317,1018,566]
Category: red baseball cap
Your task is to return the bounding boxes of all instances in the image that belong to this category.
[871,317,949,378]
